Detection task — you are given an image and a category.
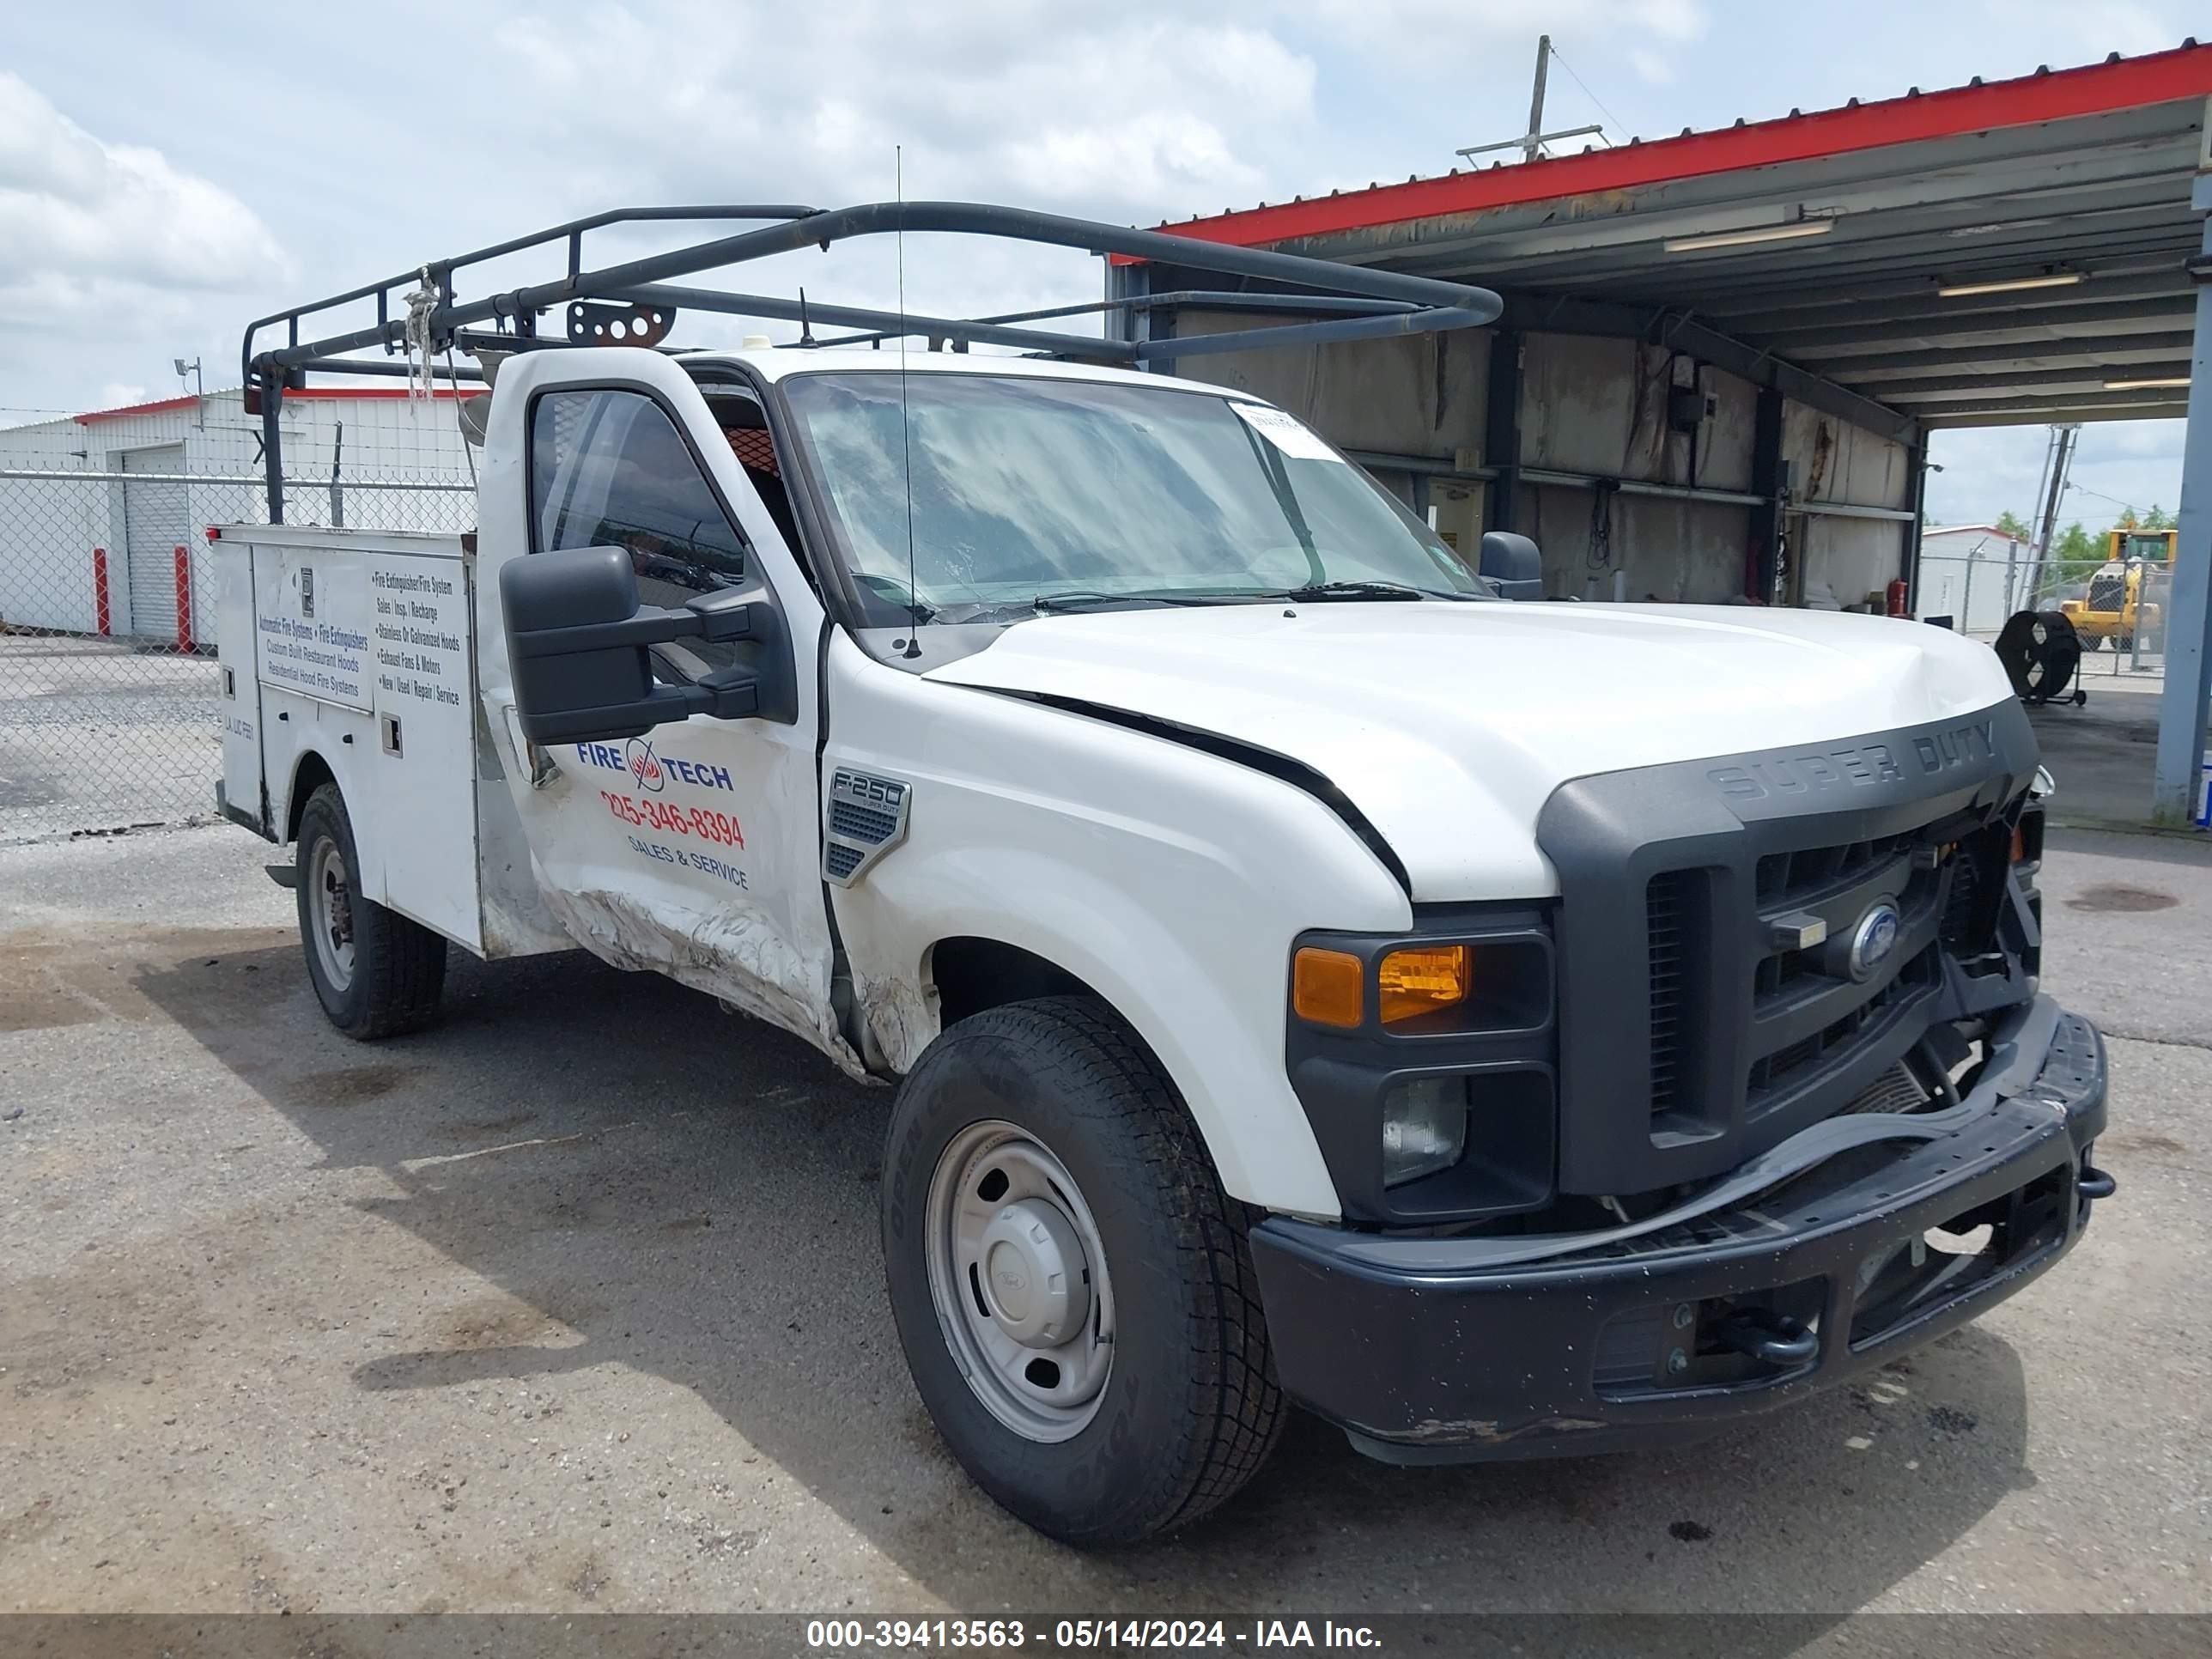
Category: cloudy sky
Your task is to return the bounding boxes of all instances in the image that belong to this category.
[2,0,2199,530]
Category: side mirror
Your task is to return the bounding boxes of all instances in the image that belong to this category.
[500,544,787,743]
[1479,532,1544,602]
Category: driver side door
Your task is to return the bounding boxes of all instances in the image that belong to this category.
[477,351,845,1060]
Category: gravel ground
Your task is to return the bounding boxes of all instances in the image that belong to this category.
[0,635,221,844]
[0,820,2206,1619]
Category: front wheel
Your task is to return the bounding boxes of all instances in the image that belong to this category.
[882,997,1285,1545]
[295,782,447,1040]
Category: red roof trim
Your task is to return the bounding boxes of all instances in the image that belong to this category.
[73,394,200,424]
[1132,43,2212,257]
[74,386,485,425]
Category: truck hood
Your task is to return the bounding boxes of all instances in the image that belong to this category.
[926,600,2020,901]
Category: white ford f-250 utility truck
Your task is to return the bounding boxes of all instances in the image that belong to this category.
[216,204,2113,1545]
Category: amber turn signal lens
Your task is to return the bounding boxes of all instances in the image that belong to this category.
[1379,945,1473,1024]
[2009,824,2026,863]
[1292,947,1364,1028]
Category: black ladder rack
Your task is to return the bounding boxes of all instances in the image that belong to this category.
[239,199,1504,522]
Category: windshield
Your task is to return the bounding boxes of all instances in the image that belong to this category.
[776,370,1488,623]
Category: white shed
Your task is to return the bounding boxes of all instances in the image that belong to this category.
[0,387,478,646]
[1912,525,2033,639]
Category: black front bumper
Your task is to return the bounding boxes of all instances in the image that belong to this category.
[1250,996,2110,1463]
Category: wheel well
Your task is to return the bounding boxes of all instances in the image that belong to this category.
[285,751,337,844]
[929,937,1096,1027]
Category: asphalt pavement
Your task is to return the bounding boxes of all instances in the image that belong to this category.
[0,819,2206,1618]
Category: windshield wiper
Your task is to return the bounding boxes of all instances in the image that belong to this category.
[1029,590,1235,612]
[1272,580,1450,602]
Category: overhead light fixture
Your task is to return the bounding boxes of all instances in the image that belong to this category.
[1936,271,2081,298]
[1662,220,1833,253]
[2102,376,2190,392]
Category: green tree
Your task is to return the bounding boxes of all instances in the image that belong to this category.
[1995,508,2033,538]
[2142,504,2173,531]
[2036,522,2103,601]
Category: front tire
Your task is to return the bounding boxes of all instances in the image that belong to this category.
[295,782,447,1040]
[882,997,1285,1545]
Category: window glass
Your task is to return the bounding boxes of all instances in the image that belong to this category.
[775,371,1485,624]
[530,388,750,671]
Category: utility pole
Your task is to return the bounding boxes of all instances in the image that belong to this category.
[1455,34,1604,164]
[1523,35,1552,166]
[2029,422,2079,607]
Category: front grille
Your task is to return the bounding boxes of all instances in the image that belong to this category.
[1641,811,1988,1137]
[1540,702,2039,1196]
[1747,945,1937,1110]
[1752,833,1917,906]
[1744,823,1944,1121]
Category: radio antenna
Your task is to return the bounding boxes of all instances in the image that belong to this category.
[896,145,921,659]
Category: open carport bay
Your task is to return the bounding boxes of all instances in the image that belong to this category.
[0,822,2204,1616]
[1124,43,2212,829]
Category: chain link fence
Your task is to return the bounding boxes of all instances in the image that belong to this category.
[0,459,475,845]
[2056,556,2172,690]
[1917,544,2172,693]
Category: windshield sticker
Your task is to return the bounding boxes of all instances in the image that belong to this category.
[1231,403,1343,464]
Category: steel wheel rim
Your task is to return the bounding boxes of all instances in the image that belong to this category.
[309,839,356,993]
[924,1119,1115,1443]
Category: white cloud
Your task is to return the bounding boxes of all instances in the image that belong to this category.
[1975,1,2176,59]
[501,4,1316,222]
[1630,47,1674,84]
[1927,422,2190,532]
[1292,0,1705,47]
[0,72,288,297]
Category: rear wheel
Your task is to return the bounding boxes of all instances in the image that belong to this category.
[882,997,1285,1545]
[2081,634,2104,651]
[295,783,447,1039]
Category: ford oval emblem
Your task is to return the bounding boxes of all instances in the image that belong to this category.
[1847,902,1902,982]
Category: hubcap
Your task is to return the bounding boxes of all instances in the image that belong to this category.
[924,1121,1114,1443]
[309,839,356,993]
[979,1198,1091,1346]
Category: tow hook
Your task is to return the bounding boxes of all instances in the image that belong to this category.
[2078,1166,2117,1200]
[1716,1310,1820,1366]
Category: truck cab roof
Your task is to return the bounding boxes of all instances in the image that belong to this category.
[675,345,1255,402]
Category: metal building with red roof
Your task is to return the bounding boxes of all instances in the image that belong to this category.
[1109,41,2211,821]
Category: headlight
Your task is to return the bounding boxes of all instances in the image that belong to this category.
[1378,945,1471,1024]
[1294,939,1551,1035]
[1381,1077,1468,1188]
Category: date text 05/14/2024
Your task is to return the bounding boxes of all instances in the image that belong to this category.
[804,1618,1381,1650]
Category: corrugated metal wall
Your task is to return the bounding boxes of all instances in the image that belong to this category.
[1166,315,1915,611]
